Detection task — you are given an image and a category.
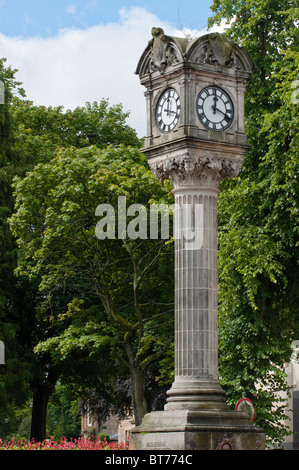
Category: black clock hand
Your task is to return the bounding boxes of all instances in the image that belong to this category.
[212,106,230,120]
[166,98,174,117]
[212,89,218,114]
[164,109,177,114]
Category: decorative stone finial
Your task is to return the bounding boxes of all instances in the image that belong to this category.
[149,27,169,73]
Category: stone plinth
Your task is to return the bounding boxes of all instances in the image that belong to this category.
[130,409,265,450]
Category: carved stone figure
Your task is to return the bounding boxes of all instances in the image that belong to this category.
[149,27,170,73]
[206,32,234,67]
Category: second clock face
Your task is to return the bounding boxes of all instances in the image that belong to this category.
[155,88,181,133]
[196,86,234,132]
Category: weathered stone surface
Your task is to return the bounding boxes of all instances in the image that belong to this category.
[136,30,254,78]
[130,408,265,450]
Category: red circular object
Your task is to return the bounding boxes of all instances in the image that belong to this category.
[235,397,256,421]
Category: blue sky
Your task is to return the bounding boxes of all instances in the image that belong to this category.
[0,1,215,37]
[0,1,223,136]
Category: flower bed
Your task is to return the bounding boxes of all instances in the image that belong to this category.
[0,436,129,450]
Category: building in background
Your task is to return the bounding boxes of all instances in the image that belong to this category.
[283,341,299,450]
[81,410,134,444]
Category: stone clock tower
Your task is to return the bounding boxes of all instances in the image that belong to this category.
[130,28,265,450]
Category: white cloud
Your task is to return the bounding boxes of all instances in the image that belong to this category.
[86,1,97,9]
[0,7,224,137]
[66,4,77,16]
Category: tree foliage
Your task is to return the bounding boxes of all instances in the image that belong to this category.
[209,0,298,443]
[10,141,175,428]
[2,75,161,439]
[0,58,32,414]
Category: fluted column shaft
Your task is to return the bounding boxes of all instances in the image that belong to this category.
[174,188,218,381]
[149,150,242,410]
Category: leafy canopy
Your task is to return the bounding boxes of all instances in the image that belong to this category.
[209,0,298,444]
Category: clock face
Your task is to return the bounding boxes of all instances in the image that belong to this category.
[155,88,181,133]
[196,86,234,132]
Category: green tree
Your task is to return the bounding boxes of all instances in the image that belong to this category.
[10,144,175,429]
[1,73,147,441]
[209,0,298,443]
[12,99,140,162]
[0,58,34,429]
[46,383,81,440]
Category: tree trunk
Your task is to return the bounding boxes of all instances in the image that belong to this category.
[30,369,58,442]
[131,367,147,427]
[30,384,52,442]
[124,331,148,427]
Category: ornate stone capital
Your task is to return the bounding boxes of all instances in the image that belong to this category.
[149,152,243,190]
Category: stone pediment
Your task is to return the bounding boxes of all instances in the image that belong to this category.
[136,29,254,78]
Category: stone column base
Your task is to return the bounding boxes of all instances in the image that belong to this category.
[164,378,228,411]
[129,409,265,450]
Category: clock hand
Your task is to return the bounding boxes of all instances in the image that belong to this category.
[211,106,230,120]
[165,98,172,117]
[164,109,177,114]
[212,89,218,114]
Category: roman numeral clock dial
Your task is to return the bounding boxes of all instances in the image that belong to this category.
[196,86,234,132]
[155,88,181,133]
